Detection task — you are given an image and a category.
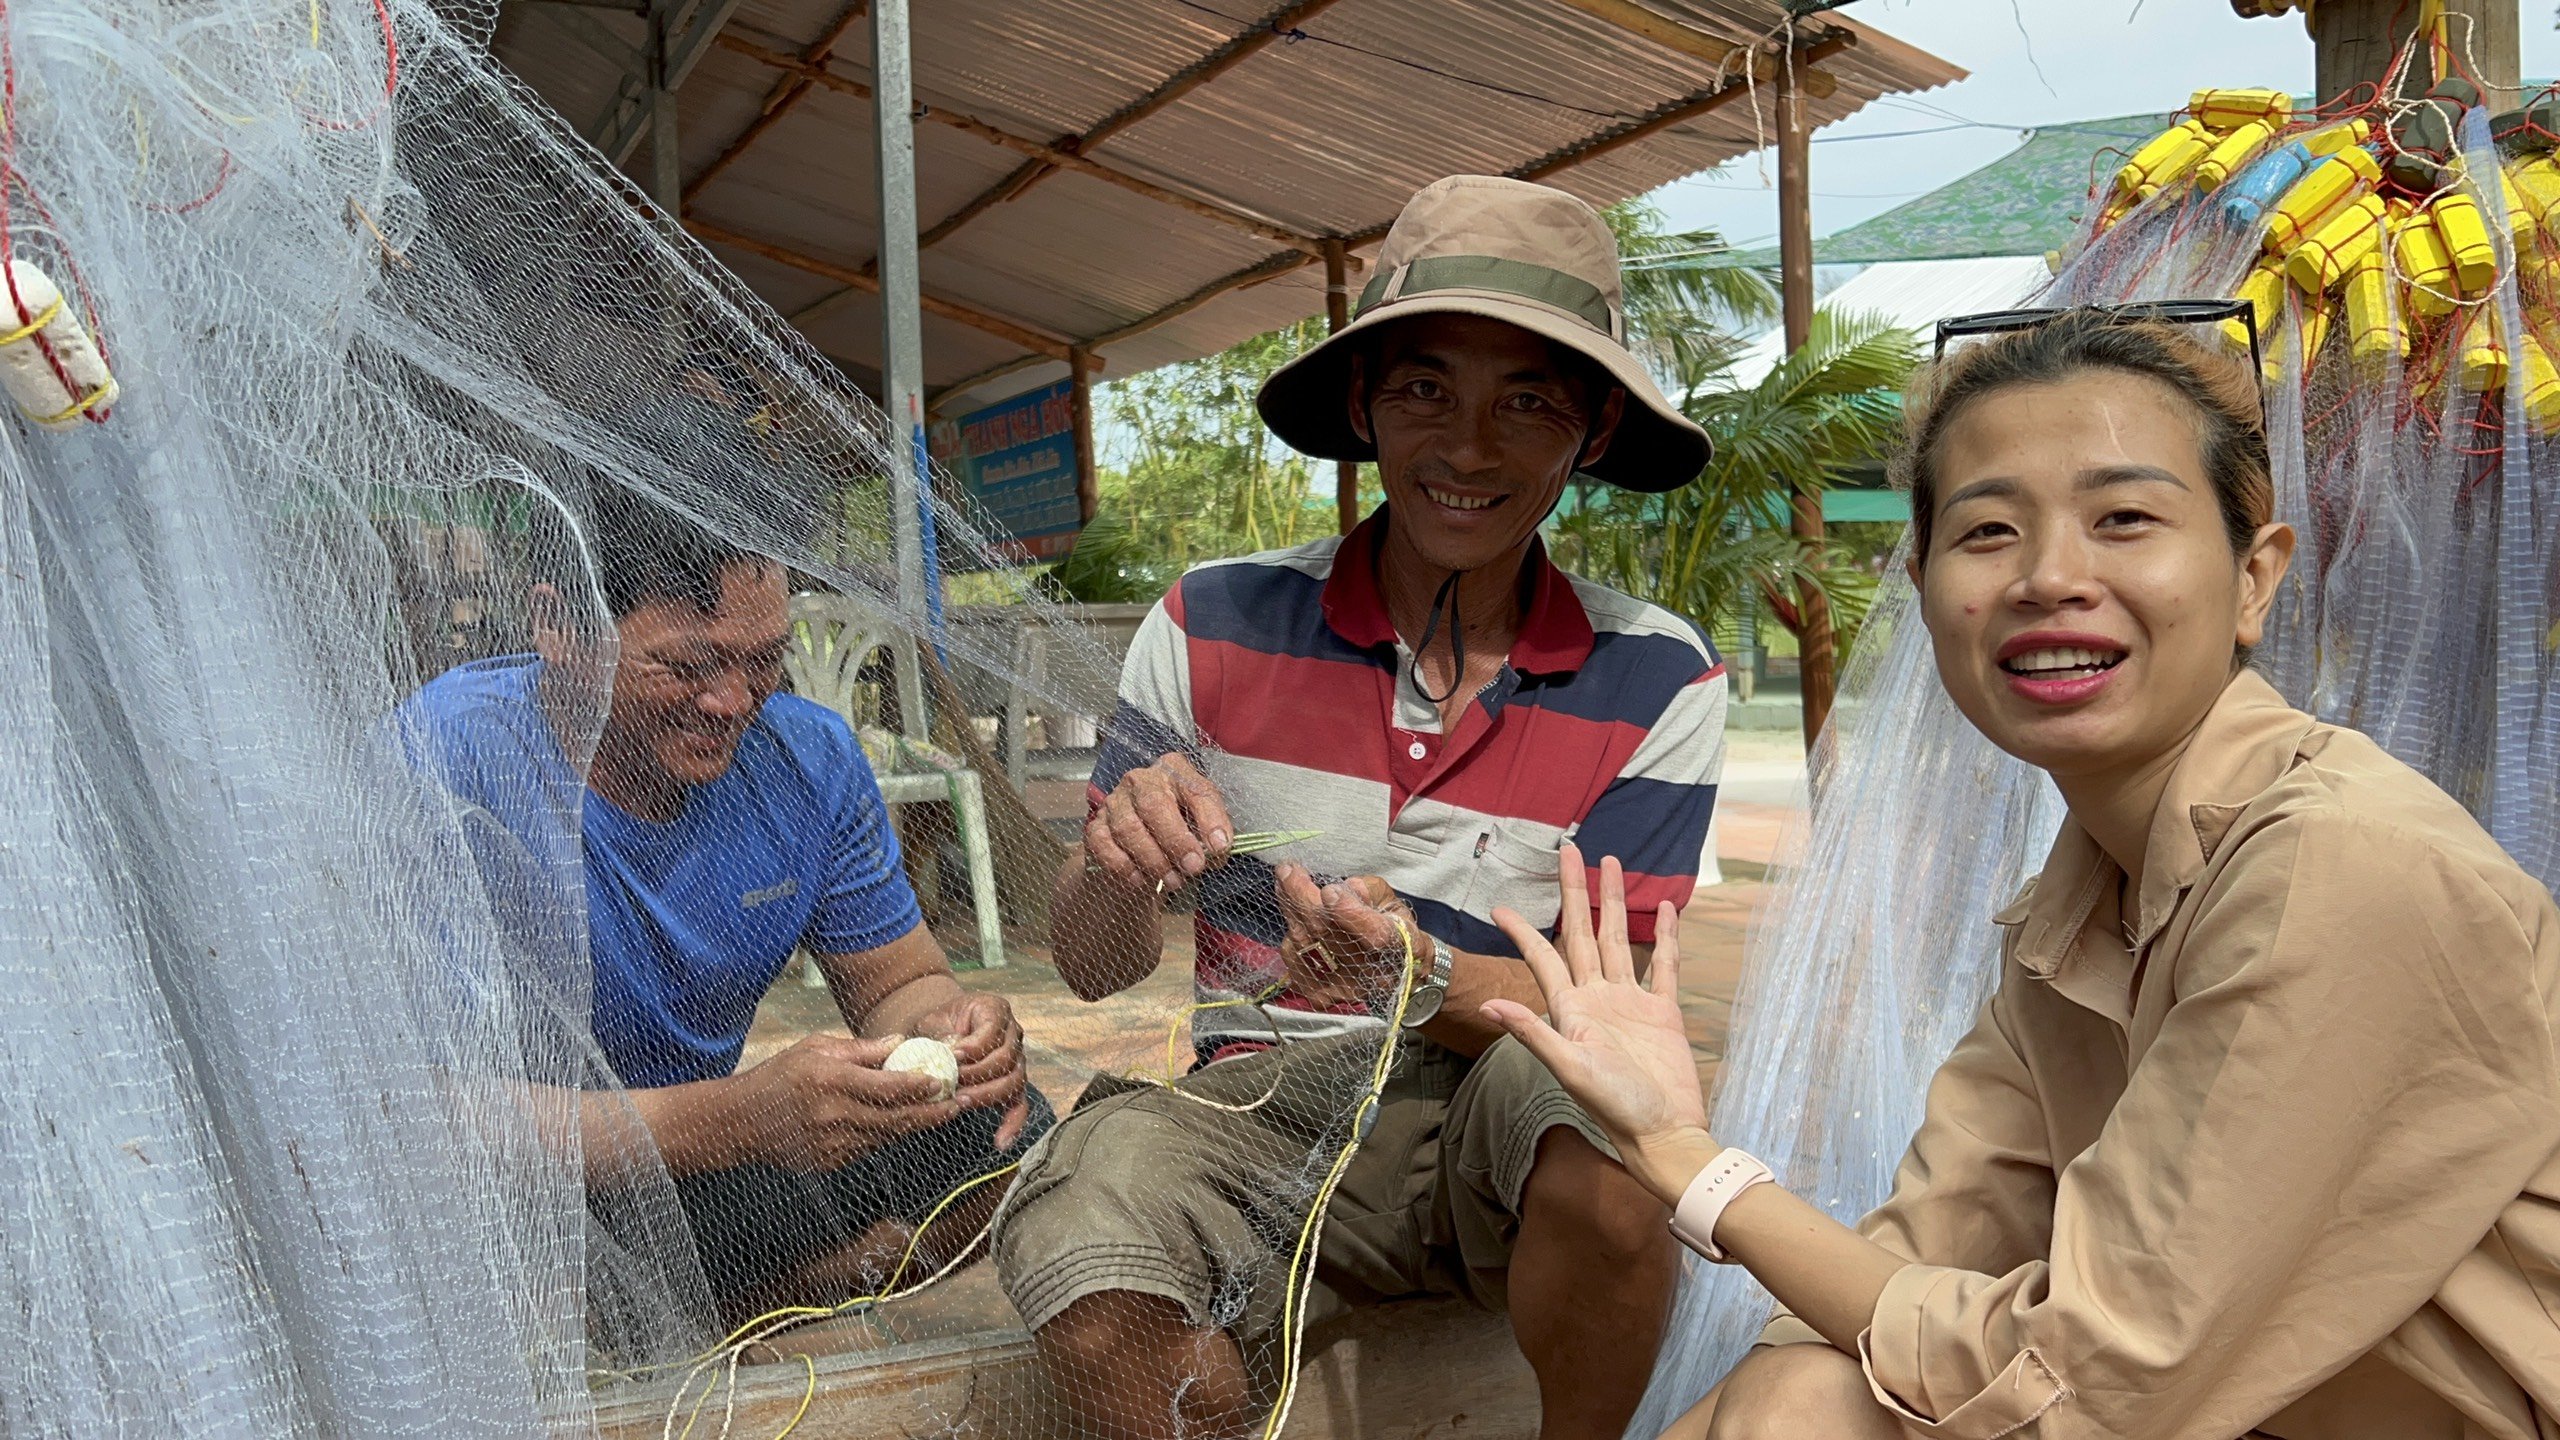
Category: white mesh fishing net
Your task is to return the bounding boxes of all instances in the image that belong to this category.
[1630,84,2560,1432]
[25,0,2556,1429]
[0,0,1426,1433]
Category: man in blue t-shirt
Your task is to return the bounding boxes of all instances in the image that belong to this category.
[402,485,1051,1319]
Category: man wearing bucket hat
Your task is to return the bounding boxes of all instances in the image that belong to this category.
[998,176,1729,1437]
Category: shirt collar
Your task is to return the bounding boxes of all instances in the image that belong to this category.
[2003,669,2319,975]
[1318,507,1596,675]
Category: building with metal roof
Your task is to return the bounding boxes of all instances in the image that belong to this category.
[491,0,1963,415]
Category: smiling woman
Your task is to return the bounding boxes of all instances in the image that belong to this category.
[1899,316,2291,810]
[1484,308,2560,1440]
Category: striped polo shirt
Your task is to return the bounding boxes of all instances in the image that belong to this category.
[1090,510,1727,1060]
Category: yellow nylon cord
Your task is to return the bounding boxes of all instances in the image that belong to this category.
[632,916,1422,1439]
[1260,921,1417,1440]
[0,296,62,347]
[34,383,112,427]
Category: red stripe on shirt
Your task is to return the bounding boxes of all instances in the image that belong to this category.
[1189,638,1659,827]
[1422,708,1654,826]
[1616,868,1697,945]
[1189,640,1396,783]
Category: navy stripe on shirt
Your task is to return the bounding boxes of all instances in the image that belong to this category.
[1520,627,1725,724]
[1177,561,1381,666]
[1573,778,1724,878]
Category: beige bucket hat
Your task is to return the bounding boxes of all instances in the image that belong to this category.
[1257,175,1711,493]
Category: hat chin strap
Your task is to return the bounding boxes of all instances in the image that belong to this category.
[1408,568,1467,706]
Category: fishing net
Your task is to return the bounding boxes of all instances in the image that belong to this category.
[0,0,1421,1433]
[1631,67,2560,1431]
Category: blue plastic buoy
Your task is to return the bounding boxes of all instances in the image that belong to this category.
[2219,140,2311,228]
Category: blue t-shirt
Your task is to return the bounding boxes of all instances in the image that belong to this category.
[399,654,923,1087]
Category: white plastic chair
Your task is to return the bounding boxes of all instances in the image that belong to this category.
[783,592,1006,972]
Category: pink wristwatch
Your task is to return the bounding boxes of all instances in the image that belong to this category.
[1669,1147,1774,1263]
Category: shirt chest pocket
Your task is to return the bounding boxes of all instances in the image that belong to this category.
[1461,822,1563,932]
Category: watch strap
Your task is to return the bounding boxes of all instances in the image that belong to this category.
[1668,1147,1774,1263]
[1398,938,1453,1028]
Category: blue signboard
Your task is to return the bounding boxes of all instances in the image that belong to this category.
[928,378,1083,562]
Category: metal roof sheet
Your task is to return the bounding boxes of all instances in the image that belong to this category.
[492,0,1962,412]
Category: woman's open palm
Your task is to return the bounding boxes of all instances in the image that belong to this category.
[1483,845,1709,1151]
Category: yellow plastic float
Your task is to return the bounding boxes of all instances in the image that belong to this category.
[2086,84,2560,431]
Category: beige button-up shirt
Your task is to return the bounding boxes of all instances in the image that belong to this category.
[1761,671,2560,1439]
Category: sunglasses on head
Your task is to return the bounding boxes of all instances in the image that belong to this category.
[1931,298,2265,426]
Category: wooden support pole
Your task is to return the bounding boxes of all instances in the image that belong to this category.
[591,0,754,164]
[1777,56,1835,755]
[1069,346,1098,525]
[645,0,681,209]
[1323,236,1359,533]
[874,0,934,745]
[2312,0,2518,111]
[683,219,1084,361]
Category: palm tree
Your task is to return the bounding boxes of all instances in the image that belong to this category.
[1608,200,1779,383]
[1555,211,1918,676]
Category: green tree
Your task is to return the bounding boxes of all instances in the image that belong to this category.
[1086,317,1360,581]
[1607,197,1780,382]
[1550,302,1918,664]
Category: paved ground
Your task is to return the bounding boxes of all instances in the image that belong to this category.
[735,730,1807,1360]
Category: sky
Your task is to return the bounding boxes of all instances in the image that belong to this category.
[1646,0,2560,252]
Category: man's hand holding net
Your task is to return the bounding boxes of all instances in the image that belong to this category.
[1082,752,1232,894]
[1274,865,1423,1015]
[917,991,1033,1149]
[728,1034,967,1174]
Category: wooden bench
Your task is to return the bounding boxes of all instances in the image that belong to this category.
[592,1296,1538,1438]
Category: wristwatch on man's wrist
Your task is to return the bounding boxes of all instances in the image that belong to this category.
[1398,936,1455,1028]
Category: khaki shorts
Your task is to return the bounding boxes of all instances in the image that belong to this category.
[992,1032,1609,1383]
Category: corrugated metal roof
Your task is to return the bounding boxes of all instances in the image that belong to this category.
[491,0,1962,412]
